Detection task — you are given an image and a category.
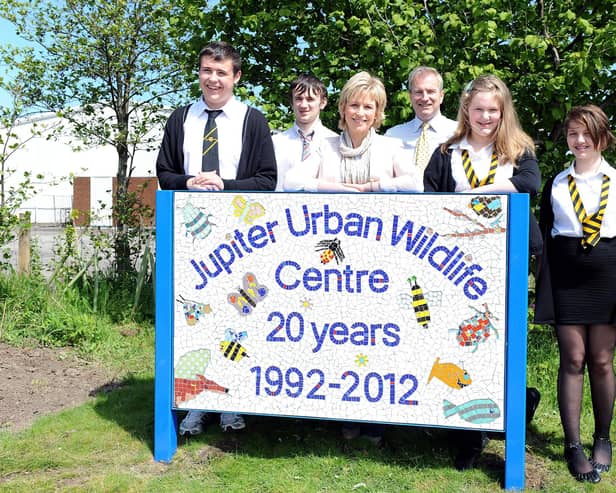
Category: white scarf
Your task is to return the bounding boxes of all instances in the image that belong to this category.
[338,129,374,184]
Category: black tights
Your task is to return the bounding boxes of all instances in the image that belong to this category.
[556,324,616,471]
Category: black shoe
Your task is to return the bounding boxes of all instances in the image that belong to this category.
[590,435,612,473]
[341,423,361,440]
[564,442,601,483]
[454,432,488,471]
[525,387,541,425]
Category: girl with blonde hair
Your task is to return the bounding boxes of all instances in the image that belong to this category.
[423,74,542,471]
[424,74,540,194]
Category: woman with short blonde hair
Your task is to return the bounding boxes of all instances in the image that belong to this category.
[337,71,387,131]
[284,71,421,193]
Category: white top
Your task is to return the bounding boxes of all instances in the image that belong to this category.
[449,138,515,192]
[183,97,248,180]
[550,159,616,238]
[385,113,457,156]
[272,120,337,191]
[283,133,423,192]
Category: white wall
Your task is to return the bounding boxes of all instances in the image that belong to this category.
[3,110,164,224]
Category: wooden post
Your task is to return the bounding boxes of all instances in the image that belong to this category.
[17,212,31,275]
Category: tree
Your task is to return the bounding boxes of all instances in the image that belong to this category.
[175,0,616,178]
[0,56,55,267]
[0,0,190,272]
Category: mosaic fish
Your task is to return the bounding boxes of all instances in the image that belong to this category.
[428,357,471,389]
[443,398,501,424]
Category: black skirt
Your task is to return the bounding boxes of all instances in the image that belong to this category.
[547,236,616,325]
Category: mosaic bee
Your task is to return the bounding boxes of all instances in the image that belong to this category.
[469,196,502,219]
[176,295,212,326]
[228,272,268,316]
[397,290,441,325]
[315,237,345,265]
[453,303,499,353]
[181,200,215,241]
[407,276,430,329]
[219,340,249,362]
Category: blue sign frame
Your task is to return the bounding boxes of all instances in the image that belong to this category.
[153,190,529,491]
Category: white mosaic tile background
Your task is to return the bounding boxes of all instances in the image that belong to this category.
[171,192,509,431]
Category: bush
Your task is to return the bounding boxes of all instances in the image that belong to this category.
[48,219,155,324]
[0,273,115,348]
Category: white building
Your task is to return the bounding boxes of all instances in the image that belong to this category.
[3,109,164,225]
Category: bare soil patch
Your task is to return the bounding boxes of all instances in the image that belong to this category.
[0,342,114,432]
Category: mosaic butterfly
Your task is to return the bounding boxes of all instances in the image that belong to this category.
[232,195,265,225]
[227,272,268,316]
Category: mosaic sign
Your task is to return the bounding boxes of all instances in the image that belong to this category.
[171,192,509,431]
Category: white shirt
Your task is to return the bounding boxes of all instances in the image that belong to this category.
[385,113,457,157]
[550,159,616,238]
[273,120,337,191]
[183,97,248,180]
[283,133,422,192]
[449,138,515,192]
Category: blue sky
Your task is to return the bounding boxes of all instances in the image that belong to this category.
[0,17,30,108]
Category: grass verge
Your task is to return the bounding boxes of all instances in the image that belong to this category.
[1,277,615,491]
[2,325,615,492]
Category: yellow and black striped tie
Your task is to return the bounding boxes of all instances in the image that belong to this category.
[202,109,222,172]
[461,149,498,189]
[568,174,610,248]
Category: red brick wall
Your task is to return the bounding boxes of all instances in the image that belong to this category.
[72,176,159,226]
[72,177,91,226]
[112,177,158,227]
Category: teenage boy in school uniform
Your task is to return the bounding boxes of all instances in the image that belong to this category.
[274,73,337,191]
[156,41,276,435]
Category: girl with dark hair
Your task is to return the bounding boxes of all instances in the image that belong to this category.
[535,104,616,484]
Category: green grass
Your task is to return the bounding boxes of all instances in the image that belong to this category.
[1,278,615,491]
[2,327,615,493]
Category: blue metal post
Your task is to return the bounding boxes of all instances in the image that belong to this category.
[504,193,530,490]
[154,190,178,462]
